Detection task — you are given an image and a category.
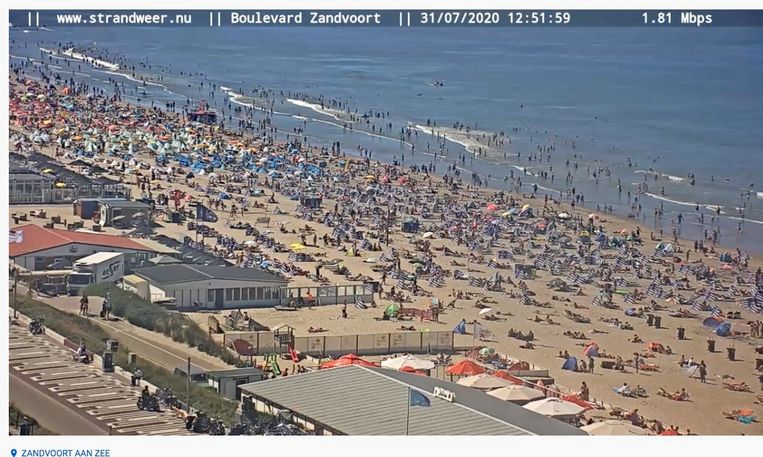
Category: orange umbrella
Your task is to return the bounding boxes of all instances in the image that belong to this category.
[446,359,485,376]
[660,429,680,436]
[320,354,377,369]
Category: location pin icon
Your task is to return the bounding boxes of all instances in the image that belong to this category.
[11,450,17,457]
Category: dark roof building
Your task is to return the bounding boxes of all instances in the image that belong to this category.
[240,365,587,436]
[134,265,288,309]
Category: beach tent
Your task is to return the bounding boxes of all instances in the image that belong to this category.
[581,420,652,436]
[523,397,585,417]
[457,374,513,390]
[453,319,467,334]
[384,303,401,318]
[583,343,599,358]
[625,307,639,316]
[487,385,544,403]
[321,354,377,369]
[381,354,434,371]
[561,357,578,371]
[702,316,724,329]
[719,252,733,262]
[446,360,485,376]
[715,322,732,337]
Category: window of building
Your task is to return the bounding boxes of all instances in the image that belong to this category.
[273,287,280,299]
[233,288,241,301]
[249,288,257,300]
[226,288,233,301]
[256,287,264,300]
[241,288,249,301]
[208,290,215,303]
[263,287,271,300]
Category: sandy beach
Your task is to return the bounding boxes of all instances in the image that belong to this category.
[9,74,763,436]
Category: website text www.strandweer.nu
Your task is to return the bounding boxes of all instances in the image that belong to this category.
[55,12,192,25]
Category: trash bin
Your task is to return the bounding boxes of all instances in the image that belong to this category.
[19,422,34,435]
[707,339,716,352]
[677,327,685,340]
[102,352,114,373]
[727,347,736,361]
[646,314,654,326]
[653,316,662,328]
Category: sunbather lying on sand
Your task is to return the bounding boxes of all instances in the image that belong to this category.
[657,387,690,401]
[308,326,327,333]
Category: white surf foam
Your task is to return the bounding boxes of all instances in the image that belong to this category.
[286,98,350,123]
[635,169,686,183]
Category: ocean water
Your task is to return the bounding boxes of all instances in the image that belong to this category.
[9,26,763,252]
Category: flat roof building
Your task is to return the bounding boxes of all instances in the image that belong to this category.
[240,365,587,436]
[134,264,288,310]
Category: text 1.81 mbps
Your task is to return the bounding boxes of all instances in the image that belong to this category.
[642,11,713,26]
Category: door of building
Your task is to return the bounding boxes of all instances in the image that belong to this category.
[214,289,224,309]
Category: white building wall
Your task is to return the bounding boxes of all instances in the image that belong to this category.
[153,278,287,309]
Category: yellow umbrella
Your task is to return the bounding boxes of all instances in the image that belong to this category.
[521,204,530,211]
[290,243,306,250]
[42,168,54,174]
[501,211,512,217]
[54,182,67,188]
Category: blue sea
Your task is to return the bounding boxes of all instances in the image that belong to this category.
[10,26,763,252]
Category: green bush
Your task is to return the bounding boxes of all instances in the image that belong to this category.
[84,284,245,367]
[12,295,239,425]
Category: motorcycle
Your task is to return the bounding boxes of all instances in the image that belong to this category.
[28,318,45,335]
[136,394,161,412]
[192,412,211,434]
[209,418,226,435]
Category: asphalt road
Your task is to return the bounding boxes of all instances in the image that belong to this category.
[10,372,107,435]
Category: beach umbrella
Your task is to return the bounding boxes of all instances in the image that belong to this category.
[581,420,652,436]
[478,308,494,315]
[399,365,428,375]
[457,373,513,390]
[478,347,495,357]
[290,243,306,250]
[422,231,435,239]
[715,322,732,337]
[488,385,545,402]
[384,303,401,318]
[583,342,599,358]
[659,429,680,436]
[702,316,723,329]
[523,397,585,417]
[486,203,499,212]
[588,213,598,220]
[446,360,485,376]
[381,354,435,371]
[557,212,571,219]
[321,354,377,369]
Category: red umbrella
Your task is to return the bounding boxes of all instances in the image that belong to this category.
[320,354,377,369]
[446,360,486,376]
[399,365,428,375]
[660,429,680,436]
[486,203,499,212]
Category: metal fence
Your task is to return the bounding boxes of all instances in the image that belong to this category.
[278,283,375,307]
